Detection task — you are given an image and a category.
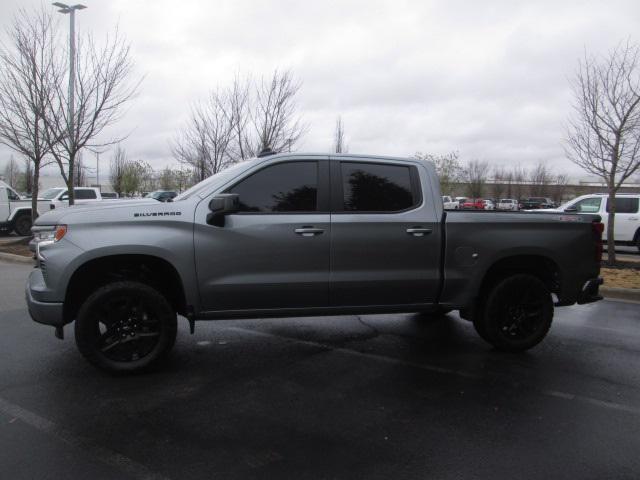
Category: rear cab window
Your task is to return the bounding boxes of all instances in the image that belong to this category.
[335,161,422,213]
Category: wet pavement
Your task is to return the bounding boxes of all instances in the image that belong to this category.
[1,260,640,479]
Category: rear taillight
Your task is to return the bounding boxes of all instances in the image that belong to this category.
[592,221,604,262]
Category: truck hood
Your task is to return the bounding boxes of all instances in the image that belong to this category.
[34,199,158,225]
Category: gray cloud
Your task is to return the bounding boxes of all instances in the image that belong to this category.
[2,0,640,181]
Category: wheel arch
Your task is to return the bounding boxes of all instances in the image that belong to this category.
[63,254,188,323]
[459,254,561,321]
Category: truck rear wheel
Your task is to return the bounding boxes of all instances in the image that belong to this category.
[74,281,177,373]
[13,214,32,236]
[473,274,553,352]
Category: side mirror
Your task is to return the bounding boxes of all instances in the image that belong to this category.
[207,194,240,227]
[564,205,577,213]
[60,194,69,201]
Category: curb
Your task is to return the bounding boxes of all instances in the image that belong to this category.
[600,286,640,303]
[0,252,33,264]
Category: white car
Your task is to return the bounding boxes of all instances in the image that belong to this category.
[539,193,640,249]
[442,195,459,210]
[498,198,519,211]
[483,200,495,210]
[40,187,104,210]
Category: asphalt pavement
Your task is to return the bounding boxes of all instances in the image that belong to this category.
[1,260,640,479]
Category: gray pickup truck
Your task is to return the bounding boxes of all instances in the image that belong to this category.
[26,153,603,373]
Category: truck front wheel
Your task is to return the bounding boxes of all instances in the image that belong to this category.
[13,214,32,236]
[473,274,553,352]
[74,281,177,373]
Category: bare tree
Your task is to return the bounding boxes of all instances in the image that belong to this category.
[511,165,527,200]
[44,28,141,205]
[529,161,553,197]
[566,41,640,264]
[0,7,58,219]
[227,74,252,162]
[252,69,306,153]
[172,88,236,181]
[159,166,176,191]
[552,173,570,204]
[334,116,347,153]
[73,151,87,187]
[2,155,21,188]
[19,156,34,194]
[109,144,128,196]
[464,159,490,198]
[415,151,462,196]
[491,166,507,201]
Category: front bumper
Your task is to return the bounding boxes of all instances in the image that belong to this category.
[25,269,64,327]
[577,277,603,305]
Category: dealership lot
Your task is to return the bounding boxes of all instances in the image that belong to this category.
[1,260,640,479]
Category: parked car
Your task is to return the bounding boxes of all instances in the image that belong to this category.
[146,190,178,202]
[537,193,640,250]
[27,153,603,373]
[442,196,459,210]
[100,192,119,199]
[0,180,50,236]
[463,198,494,210]
[498,198,519,211]
[519,197,555,209]
[483,199,495,210]
[40,187,104,210]
[462,198,486,210]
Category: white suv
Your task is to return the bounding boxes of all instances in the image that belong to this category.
[543,193,639,249]
[498,198,519,211]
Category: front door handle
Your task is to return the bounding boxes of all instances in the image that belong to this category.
[294,226,324,237]
[406,227,432,237]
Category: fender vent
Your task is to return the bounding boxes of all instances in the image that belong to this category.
[39,258,47,280]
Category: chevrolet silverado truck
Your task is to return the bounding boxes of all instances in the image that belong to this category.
[26,153,604,373]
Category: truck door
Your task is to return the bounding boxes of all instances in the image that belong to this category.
[329,159,442,307]
[0,187,10,222]
[193,158,331,312]
[607,197,640,242]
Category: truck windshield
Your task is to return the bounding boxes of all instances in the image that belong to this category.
[40,188,64,199]
[173,160,256,201]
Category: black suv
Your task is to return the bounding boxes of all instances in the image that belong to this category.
[519,197,555,209]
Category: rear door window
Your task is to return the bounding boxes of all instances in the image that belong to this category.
[339,162,419,212]
[606,197,639,214]
[75,189,97,200]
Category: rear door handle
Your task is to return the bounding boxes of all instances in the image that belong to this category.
[406,227,432,237]
[294,227,324,237]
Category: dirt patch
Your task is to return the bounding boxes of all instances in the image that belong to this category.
[0,243,32,257]
[601,267,640,290]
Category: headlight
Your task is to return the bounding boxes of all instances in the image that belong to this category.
[32,225,67,243]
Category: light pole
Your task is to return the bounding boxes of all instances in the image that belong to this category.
[52,3,86,147]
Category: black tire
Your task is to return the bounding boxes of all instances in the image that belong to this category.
[75,281,177,373]
[473,274,553,352]
[13,214,32,236]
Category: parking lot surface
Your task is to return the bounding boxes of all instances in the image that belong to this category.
[1,260,640,479]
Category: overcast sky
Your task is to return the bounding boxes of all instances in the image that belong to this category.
[1,0,640,181]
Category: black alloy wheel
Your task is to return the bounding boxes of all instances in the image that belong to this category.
[75,281,177,373]
[474,274,553,352]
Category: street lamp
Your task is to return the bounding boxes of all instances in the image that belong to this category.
[52,3,86,144]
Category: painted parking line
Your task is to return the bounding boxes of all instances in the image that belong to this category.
[227,327,640,417]
[0,396,170,480]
